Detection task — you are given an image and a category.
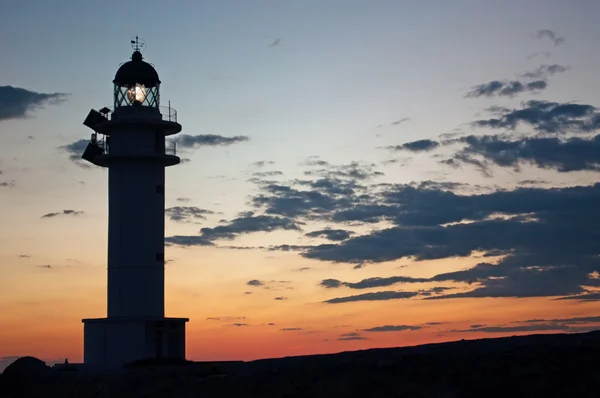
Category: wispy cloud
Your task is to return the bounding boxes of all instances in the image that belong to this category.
[174,134,249,149]
[466,80,547,98]
[165,206,215,222]
[391,117,411,126]
[0,180,16,188]
[41,210,84,218]
[363,325,422,332]
[385,139,440,152]
[535,29,565,46]
[58,139,90,168]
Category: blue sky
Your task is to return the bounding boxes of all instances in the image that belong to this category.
[2,0,600,367]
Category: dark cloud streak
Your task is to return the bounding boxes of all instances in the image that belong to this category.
[0,86,68,121]
[174,134,249,148]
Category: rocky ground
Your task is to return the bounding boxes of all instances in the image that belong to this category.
[1,331,599,397]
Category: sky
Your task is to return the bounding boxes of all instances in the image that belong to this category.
[2,0,600,370]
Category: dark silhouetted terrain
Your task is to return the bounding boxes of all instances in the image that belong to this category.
[1,331,599,397]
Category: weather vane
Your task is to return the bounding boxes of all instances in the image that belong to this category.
[131,35,145,52]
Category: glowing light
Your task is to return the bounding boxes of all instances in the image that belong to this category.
[127,84,146,104]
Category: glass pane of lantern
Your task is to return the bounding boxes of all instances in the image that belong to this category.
[127,84,146,104]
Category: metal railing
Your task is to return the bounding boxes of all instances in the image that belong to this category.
[97,104,178,123]
[166,139,177,156]
[160,105,177,123]
[88,135,177,157]
[91,135,108,154]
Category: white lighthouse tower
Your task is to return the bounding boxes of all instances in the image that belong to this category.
[80,39,188,369]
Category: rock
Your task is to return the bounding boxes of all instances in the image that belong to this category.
[1,357,53,397]
[376,358,393,368]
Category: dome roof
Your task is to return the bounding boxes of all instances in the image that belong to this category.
[113,51,161,88]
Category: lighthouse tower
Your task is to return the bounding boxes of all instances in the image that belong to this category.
[80,40,188,369]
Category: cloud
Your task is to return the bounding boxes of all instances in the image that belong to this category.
[439,152,492,177]
[338,335,368,341]
[250,178,368,220]
[518,179,549,185]
[386,139,440,152]
[164,235,214,247]
[320,279,344,288]
[462,324,568,333]
[269,38,281,47]
[464,64,569,99]
[423,262,594,300]
[41,210,84,218]
[302,158,330,167]
[230,323,248,327]
[555,292,600,302]
[251,161,276,167]
[245,280,292,290]
[450,134,600,173]
[445,316,600,334]
[363,325,422,332]
[324,290,420,304]
[58,139,90,168]
[471,100,599,133]
[0,180,15,188]
[165,206,215,222]
[176,197,191,202]
[520,315,600,324]
[295,182,600,300]
[305,228,354,241]
[535,29,565,46]
[0,86,68,121]
[161,150,600,301]
[252,171,283,178]
[466,80,547,98]
[280,327,302,331]
[174,134,249,149]
[274,296,287,300]
[319,276,427,289]
[302,161,384,181]
[391,117,411,126]
[419,286,454,296]
[521,64,570,80]
[166,213,300,246]
[199,213,301,241]
[206,316,246,321]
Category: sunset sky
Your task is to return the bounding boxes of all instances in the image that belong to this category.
[2,0,600,370]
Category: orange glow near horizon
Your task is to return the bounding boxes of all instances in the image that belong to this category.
[2,244,599,366]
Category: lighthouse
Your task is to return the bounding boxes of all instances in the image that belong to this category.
[80,39,188,369]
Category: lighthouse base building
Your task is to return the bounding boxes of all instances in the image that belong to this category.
[78,43,189,370]
[82,317,188,368]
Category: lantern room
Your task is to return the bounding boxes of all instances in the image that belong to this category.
[113,49,160,108]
